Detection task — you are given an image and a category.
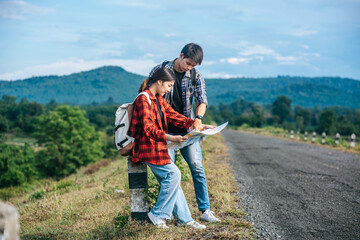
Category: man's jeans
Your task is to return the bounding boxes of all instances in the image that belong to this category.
[168,139,210,211]
[146,162,193,224]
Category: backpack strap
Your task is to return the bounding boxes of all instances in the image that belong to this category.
[190,68,196,87]
[161,60,169,68]
[135,92,151,105]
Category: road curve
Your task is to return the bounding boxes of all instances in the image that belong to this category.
[222,129,360,240]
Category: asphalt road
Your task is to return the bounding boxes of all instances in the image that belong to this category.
[222,129,360,240]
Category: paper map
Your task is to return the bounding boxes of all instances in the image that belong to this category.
[166,122,229,150]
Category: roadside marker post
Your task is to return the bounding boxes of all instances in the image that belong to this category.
[127,156,148,220]
[312,132,316,143]
[297,131,300,140]
[322,132,326,144]
[335,133,340,145]
[304,132,308,141]
[290,130,294,139]
[350,134,356,148]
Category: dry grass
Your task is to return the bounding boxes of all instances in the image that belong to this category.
[5,135,256,240]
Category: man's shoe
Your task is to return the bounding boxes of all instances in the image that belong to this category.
[185,220,206,229]
[200,210,221,222]
[148,212,169,228]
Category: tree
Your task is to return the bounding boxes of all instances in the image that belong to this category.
[34,105,104,178]
[296,116,304,132]
[0,143,37,187]
[317,110,337,135]
[272,96,292,124]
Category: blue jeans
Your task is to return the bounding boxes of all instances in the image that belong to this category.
[146,162,193,224]
[168,139,210,211]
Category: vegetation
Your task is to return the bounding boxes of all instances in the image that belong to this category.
[4,135,256,239]
[1,66,360,108]
[34,105,104,178]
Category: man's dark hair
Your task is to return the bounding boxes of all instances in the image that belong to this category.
[181,43,203,65]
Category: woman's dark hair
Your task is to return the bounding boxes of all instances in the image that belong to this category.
[139,67,176,93]
[181,43,203,65]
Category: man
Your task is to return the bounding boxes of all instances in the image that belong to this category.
[149,43,220,223]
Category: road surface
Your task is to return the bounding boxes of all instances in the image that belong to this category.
[222,129,360,240]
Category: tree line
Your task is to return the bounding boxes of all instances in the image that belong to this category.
[1,95,359,189]
[204,96,360,136]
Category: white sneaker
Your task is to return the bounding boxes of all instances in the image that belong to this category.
[200,210,221,222]
[148,212,169,229]
[185,220,206,229]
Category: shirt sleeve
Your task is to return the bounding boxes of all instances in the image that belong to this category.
[194,71,208,107]
[136,95,166,142]
[162,98,194,129]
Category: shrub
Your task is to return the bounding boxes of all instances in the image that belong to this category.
[0,143,38,188]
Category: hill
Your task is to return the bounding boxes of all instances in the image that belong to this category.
[1,66,359,108]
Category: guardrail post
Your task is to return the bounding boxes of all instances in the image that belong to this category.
[312,132,316,143]
[335,133,340,145]
[304,131,308,141]
[128,156,148,220]
[0,201,20,240]
[322,132,326,144]
[290,130,294,139]
[350,134,356,148]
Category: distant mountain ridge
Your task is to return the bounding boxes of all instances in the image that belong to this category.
[1,66,359,108]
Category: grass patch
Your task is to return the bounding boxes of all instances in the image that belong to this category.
[5,135,255,239]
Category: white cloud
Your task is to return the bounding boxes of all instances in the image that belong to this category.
[0,58,157,81]
[239,45,276,56]
[0,1,54,20]
[102,0,161,9]
[164,33,176,38]
[202,71,241,79]
[291,28,318,37]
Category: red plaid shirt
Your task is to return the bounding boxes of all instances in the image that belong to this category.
[128,89,194,165]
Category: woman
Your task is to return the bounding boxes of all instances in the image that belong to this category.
[128,67,206,229]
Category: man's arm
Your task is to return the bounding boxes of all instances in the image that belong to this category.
[193,103,207,130]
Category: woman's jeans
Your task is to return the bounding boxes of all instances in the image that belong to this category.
[146,162,193,224]
[168,140,210,212]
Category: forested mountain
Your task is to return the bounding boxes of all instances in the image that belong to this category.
[1,66,359,108]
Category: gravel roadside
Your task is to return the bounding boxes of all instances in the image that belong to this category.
[222,129,360,240]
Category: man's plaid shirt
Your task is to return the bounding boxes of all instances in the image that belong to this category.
[128,89,194,165]
[149,59,208,120]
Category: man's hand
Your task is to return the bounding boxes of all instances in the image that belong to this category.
[193,118,203,131]
[202,124,216,130]
[169,135,188,143]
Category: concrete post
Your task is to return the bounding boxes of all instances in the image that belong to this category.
[0,201,20,240]
[304,131,308,141]
[290,130,294,139]
[335,133,340,145]
[350,134,356,148]
[285,130,288,138]
[296,131,300,140]
[128,156,148,220]
[312,132,316,143]
[322,132,326,144]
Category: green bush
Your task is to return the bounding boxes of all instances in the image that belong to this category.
[0,143,38,188]
[34,105,104,178]
[29,189,45,200]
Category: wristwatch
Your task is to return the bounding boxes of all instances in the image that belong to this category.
[195,115,203,120]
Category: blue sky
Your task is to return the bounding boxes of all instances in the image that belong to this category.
[0,0,359,80]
